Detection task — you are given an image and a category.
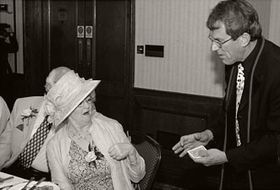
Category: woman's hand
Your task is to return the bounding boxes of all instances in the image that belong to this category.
[108,143,136,162]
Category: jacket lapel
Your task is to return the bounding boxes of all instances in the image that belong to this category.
[224,65,238,112]
[238,87,248,112]
[238,46,265,113]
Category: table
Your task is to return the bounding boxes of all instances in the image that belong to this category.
[0,172,60,190]
[0,172,27,189]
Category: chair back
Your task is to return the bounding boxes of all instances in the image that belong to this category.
[131,131,161,190]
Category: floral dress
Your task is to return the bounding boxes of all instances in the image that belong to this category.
[68,140,114,190]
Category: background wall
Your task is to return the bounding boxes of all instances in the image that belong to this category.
[268,0,280,44]
[134,0,279,98]
[135,0,224,97]
[1,0,280,96]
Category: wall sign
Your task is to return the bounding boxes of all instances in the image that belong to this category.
[77,26,84,38]
[85,26,93,38]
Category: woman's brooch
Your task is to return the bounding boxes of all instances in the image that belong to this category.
[85,142,104,168]
[21,107,38,121]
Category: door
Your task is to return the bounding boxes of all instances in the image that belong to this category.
[48,0,94,78]
[23,0,133,129]
[95,0,133,129]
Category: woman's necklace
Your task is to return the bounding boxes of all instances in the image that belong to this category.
[68,125,92,151]
[75,131,92,141]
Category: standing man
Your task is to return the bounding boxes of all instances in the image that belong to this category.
[173,0,280,190]
[0,66,70,180]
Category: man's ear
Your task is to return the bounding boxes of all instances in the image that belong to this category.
[239,32,251,47]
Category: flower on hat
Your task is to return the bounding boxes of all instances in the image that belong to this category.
[44,98,56,123]
[21,107,38,121]
[44,95,64,125]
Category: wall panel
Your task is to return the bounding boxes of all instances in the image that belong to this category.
[131,88,223,188]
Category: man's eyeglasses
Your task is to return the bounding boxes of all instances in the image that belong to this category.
[208,36,232,49]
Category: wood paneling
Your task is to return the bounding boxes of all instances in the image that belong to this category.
[95,0,133,129]
[23,0,49,95]
[131,88,222,189]
[131,88,222,134]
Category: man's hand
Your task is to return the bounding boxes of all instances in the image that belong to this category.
[191,148,228,166]
[172,129,213,157]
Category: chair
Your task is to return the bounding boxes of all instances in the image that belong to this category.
[130,131,162,190]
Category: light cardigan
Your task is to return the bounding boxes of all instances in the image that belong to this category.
[47,112,145,190]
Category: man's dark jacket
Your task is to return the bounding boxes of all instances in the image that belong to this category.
[210,38,280,189]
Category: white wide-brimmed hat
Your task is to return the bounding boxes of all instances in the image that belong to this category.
[45,70,100,127]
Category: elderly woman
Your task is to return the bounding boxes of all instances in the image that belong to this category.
[46,70,145,190]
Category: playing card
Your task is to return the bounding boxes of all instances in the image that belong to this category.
[187,145,208,159]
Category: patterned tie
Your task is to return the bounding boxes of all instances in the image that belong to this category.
[235,63,245,147]
[17,116,52,168]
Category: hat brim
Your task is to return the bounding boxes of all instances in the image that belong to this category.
[55,80,100,127]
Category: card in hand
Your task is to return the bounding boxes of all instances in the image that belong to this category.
[187,145,208,159]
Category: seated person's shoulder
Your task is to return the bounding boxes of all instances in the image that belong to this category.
[47,127,67,147]
[0,96,6,105]
[53,126,67,140]
[0,96,9,110]
[95,112,120,124]
[94,112,123,130]
[14,96,44,105]
[12,96,44,111]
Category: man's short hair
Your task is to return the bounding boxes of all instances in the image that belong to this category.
[206,0,262,41]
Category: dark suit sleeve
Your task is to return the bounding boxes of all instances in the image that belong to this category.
[207,65,233,147]
[207,106,224,145]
